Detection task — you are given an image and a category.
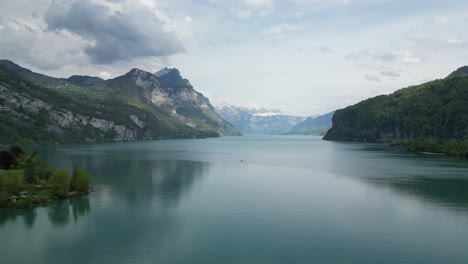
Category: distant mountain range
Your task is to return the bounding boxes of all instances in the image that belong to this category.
[323,65,468,155]
[215,104,306,135]
[0,60,240,145]
[287,111,334,136]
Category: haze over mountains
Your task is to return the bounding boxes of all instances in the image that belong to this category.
[215,104,334,136]
[0,59,240,145]
[288,112,334,136]
[215,104,306,135]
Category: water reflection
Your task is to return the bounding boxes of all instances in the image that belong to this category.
[34,144,210,207]
[329,141,468,213]
[0,196,90,228]
[48,197,91,227]
[0,208,37,229]
[362,177,468,212]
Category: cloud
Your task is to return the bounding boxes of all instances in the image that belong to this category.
[379,70,400,77]
[432,15,449,24]
[234,0,273,19]
[0,18,88,70]
[313,45,334,53]
[184,16,193,23]
[346,49,422,68]
[242,0,274,10]
[98,71,112,79]
[364,74,381,82]
[261,23,300,38]
[44,0,185,64]
[236,9,253,19]
[397,53,422,65]
[448,36,464,45]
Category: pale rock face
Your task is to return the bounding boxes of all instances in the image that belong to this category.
[113,125,136,141]
[131,69,160,91]
[49,111,75,127]
[89,118,115,131]
[0,84,51,114]
[151,88,172,106]
[130,115,145,128]
[185,122,196,128]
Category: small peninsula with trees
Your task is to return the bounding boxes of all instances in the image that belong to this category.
[0,146,91,210]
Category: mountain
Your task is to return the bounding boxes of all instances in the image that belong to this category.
[215,104,306,135]
[287,111,334,136]
[446,66,468,79]
[323,66,468,155]
[0,60,240,145]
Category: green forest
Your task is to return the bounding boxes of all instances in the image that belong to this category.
[0,146,91,209]
[324,68,468,156]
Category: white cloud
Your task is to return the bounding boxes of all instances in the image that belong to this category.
[261,23,300,38]
[380,70,400,78]
[432,15,449,24]
[184,16,193,23]
[98,71,112,79]
[236,9,252,19]
[448,36,464,45]
[397,53,422,65]
[364,74,381,82]
[242,0,274,10]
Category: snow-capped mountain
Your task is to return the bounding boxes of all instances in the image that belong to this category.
[215,103,307,135]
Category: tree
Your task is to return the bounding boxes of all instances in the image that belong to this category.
[0,151,15,170]
[70,165,90,192]
[49,170,70,198]
[9,146,24,157]
[23,158,36,184]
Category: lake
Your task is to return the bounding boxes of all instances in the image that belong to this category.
[2,136,468,264]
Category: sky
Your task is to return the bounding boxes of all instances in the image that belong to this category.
[1,0,468,116]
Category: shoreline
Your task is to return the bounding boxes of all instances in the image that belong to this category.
[0,188,93,211]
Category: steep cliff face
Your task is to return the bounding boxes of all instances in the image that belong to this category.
[323,67,468,142]
[0,60,240,145]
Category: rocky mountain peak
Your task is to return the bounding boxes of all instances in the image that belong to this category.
[155,67,189,87]
[122,68,161,90]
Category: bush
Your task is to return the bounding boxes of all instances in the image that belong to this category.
[49,170,70,198]
[70,166,91,192]
[0,170,25,195]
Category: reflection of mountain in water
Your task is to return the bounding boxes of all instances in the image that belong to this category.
[329,142,468,213]
[149,160,208,204]
[0,196,90,228]
[362,177,468,212]
[35,146,210,207]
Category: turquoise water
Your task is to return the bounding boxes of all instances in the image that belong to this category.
[2,136,468,263]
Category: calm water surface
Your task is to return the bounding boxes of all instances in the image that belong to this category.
[2,136,468,263]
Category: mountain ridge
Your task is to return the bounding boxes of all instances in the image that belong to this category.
[215,103,306,135]
[287,111,334,136]
[0,60,240,145]
[323,66,468,153]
